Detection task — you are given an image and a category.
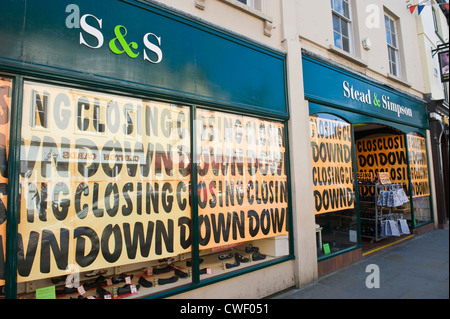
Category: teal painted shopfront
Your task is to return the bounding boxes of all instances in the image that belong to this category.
[0,0,294,299]
[303,51,434,269]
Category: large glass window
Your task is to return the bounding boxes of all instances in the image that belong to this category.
[0,77,12,290]
[310,114,358,258]
[407,133,432,226]
[18,82,192,299]
[15,81,291,299]
[196,109,289,278]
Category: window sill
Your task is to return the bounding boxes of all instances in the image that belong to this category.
[328,45,368,67]
[386,73,412,88]
[216,0,273,37]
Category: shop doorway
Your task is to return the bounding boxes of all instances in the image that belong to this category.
[354,123,414,253]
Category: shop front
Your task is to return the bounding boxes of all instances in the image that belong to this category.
[302,51,434,275]
[0,0,293,299]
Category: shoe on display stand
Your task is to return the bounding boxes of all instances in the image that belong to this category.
[117,284,140,296]
[252,252,266,261]
[225,260,240,269]
[235,253,249,263]
[138,276,153,288]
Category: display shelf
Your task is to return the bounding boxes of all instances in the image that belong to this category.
[17,243,278,299]
[359,182,410,242]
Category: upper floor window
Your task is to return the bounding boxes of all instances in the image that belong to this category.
[237,0,262,11]
[385,14,401,77]
[331,0,353,53]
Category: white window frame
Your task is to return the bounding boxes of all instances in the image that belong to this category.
[384,13,401,78]
[331,0,354,54]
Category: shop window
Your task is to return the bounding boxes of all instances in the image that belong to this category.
[0,77,12,289]
[384,13,401,78]
[331,0,353,53]
[310,114,358,258]
[18,82,192,299]
[15,81,291,299]
[407,132,432,226]
[196,109,289,278]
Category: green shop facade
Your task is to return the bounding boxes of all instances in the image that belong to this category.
[0,0,294,299]
[303,51,434,274]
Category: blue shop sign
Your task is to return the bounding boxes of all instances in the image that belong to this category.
[302,55,428,129]
[0,0,288,118]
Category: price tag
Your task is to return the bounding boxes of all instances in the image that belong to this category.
[125,276,132,284]
[87,296,96,299]
[130,285,138,294]
[77,286,86,295]
[104,294,112,299]
[378,172,391,185]
[206,268,212,275]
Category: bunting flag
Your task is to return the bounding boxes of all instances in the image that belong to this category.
[408,1,449,14]
[418,5,425,14]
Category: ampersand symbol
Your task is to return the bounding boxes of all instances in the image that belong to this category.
[373,93,381,107]
[109,25,140,58]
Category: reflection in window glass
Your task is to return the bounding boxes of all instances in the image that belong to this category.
[196,109,289,278]
[310,114,358,258]
[407,133,432,226]
[0,77,12,288]
[18,82,192,299]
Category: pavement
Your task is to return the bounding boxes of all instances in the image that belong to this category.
[272,227,449,299]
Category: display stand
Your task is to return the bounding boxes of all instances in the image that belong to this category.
[359,181,410,243]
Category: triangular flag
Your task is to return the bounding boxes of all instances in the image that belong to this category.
[418,5,425,14]
[409,5,417,14]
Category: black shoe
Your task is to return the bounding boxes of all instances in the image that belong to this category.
[235,253,249,263]
[138,276,153,288]
[218,253,233,260]
[117,284,140,295]
[174,268,188,278]
[153,265,173,275]
[96,286,111,297]
[186,258,203,267]
[225,260,240,269]
[252,252,266,261]
[51,276,66,284]
[158,276,178,285]
[64,286,77,294]
[245,244,259,253]
[112,274,133,284]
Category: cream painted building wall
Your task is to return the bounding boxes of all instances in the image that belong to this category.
[295,0,426,98]
[151,0,433,299]
[415,0,449,100]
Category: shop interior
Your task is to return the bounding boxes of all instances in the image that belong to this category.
[354,123,414,253]
[315,120,430,258]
